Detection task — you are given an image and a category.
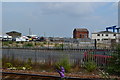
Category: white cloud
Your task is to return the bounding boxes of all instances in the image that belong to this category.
[37,3,95,18]
[37,2,117,18]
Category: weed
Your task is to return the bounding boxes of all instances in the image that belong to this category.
[84,61,97,72]
[56,56,71,73]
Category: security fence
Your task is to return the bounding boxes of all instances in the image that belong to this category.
[2,48,112,68]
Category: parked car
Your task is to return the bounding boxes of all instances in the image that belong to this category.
[83,50,112,65]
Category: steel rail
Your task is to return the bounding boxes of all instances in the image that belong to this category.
[2,72,103,80]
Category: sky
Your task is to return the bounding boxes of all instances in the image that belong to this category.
[2,2,118,38]
[118,2,120,27]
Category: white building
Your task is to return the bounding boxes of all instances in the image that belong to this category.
[92,31,120,43]
[16,36,29,42]
[2,35,12,41]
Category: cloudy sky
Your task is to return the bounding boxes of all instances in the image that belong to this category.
[2,2,118,37]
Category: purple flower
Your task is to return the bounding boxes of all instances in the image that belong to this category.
[56,66,65,78]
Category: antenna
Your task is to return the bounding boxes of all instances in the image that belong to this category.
[29,28,32,35]
[44,32,46,37]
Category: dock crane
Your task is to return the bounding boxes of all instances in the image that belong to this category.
[106,25,120,33]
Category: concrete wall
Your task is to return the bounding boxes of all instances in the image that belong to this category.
[92,33,120,43]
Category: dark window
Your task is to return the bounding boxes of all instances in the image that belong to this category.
[113,34,116,36]
[103,39,108,40]
[106,34,108,36]
[97,34,100,36]
[80,34,82,38]
[102,34,104,36]
[97,39,100,41]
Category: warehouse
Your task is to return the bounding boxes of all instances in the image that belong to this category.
[73,28,89,39]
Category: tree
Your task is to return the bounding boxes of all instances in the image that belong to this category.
[107,44,120,76]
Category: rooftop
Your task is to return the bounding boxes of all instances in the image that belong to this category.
[6,31,21,34]
[92,31,120,34]
[74,28,88,32]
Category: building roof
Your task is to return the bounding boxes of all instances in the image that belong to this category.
[92,31,120,34]
[74,28,88,32]
[6,31,21,34]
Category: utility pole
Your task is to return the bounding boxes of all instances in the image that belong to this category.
[44,32,46,37]
[29,28,32,35]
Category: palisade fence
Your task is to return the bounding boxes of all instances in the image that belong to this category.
[2,48,84,65]
[2,39,114,68]
[2,47,112,68]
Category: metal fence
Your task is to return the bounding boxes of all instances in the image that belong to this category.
[2,48,84,65]
[83,49,112,66]
[2,48,112,67]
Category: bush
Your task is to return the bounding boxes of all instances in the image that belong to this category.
[3,42,9,46]
[5,63,13,68]
[8,41,13,44]
[16,41,20,44]
[84,61,97,72]
[56,56,71,73]
[107,44,120,76]
[23,43,33,47]
[54,43,59,47]
[24,58,32,70]
[20,41,24,44]
[59,44,64,48]
[43,42,47,44]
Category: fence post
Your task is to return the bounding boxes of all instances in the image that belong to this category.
[94,39,97,50]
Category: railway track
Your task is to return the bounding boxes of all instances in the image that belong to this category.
[1,72,103,80]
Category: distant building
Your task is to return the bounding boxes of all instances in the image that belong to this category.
[49,37,64,42]
[73,28,89,39]
[6,31,22,38]
[1,35,12,41]
[92,31,120,43]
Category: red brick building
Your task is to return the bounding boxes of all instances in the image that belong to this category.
[73,28,89,39]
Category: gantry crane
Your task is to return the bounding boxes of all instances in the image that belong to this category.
[106,25,120,33]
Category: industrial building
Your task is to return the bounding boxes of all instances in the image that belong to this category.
[6,31,22,38]
[73,28,89,39]
[92,26,120,44]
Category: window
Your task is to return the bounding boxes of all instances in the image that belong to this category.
[106,34,108,36]
[97,39,100,41]
[102,34,104,36]
[103,39,108,40]
[80,34,82,38]
[113,34,116,36]
[97,34,100,36]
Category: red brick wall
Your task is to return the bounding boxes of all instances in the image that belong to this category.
[73,30,89,39]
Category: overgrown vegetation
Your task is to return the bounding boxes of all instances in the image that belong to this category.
[107,44,120,76]
[84,61,97,72]
[99,69,110,79]
[23,43,34,47]
[55,56,71,73]
[3,56,32,70]
[2,43,120,79]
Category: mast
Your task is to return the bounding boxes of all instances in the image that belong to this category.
[29,28,32,35]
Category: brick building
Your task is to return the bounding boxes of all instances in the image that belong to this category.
[73,28,89,39]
